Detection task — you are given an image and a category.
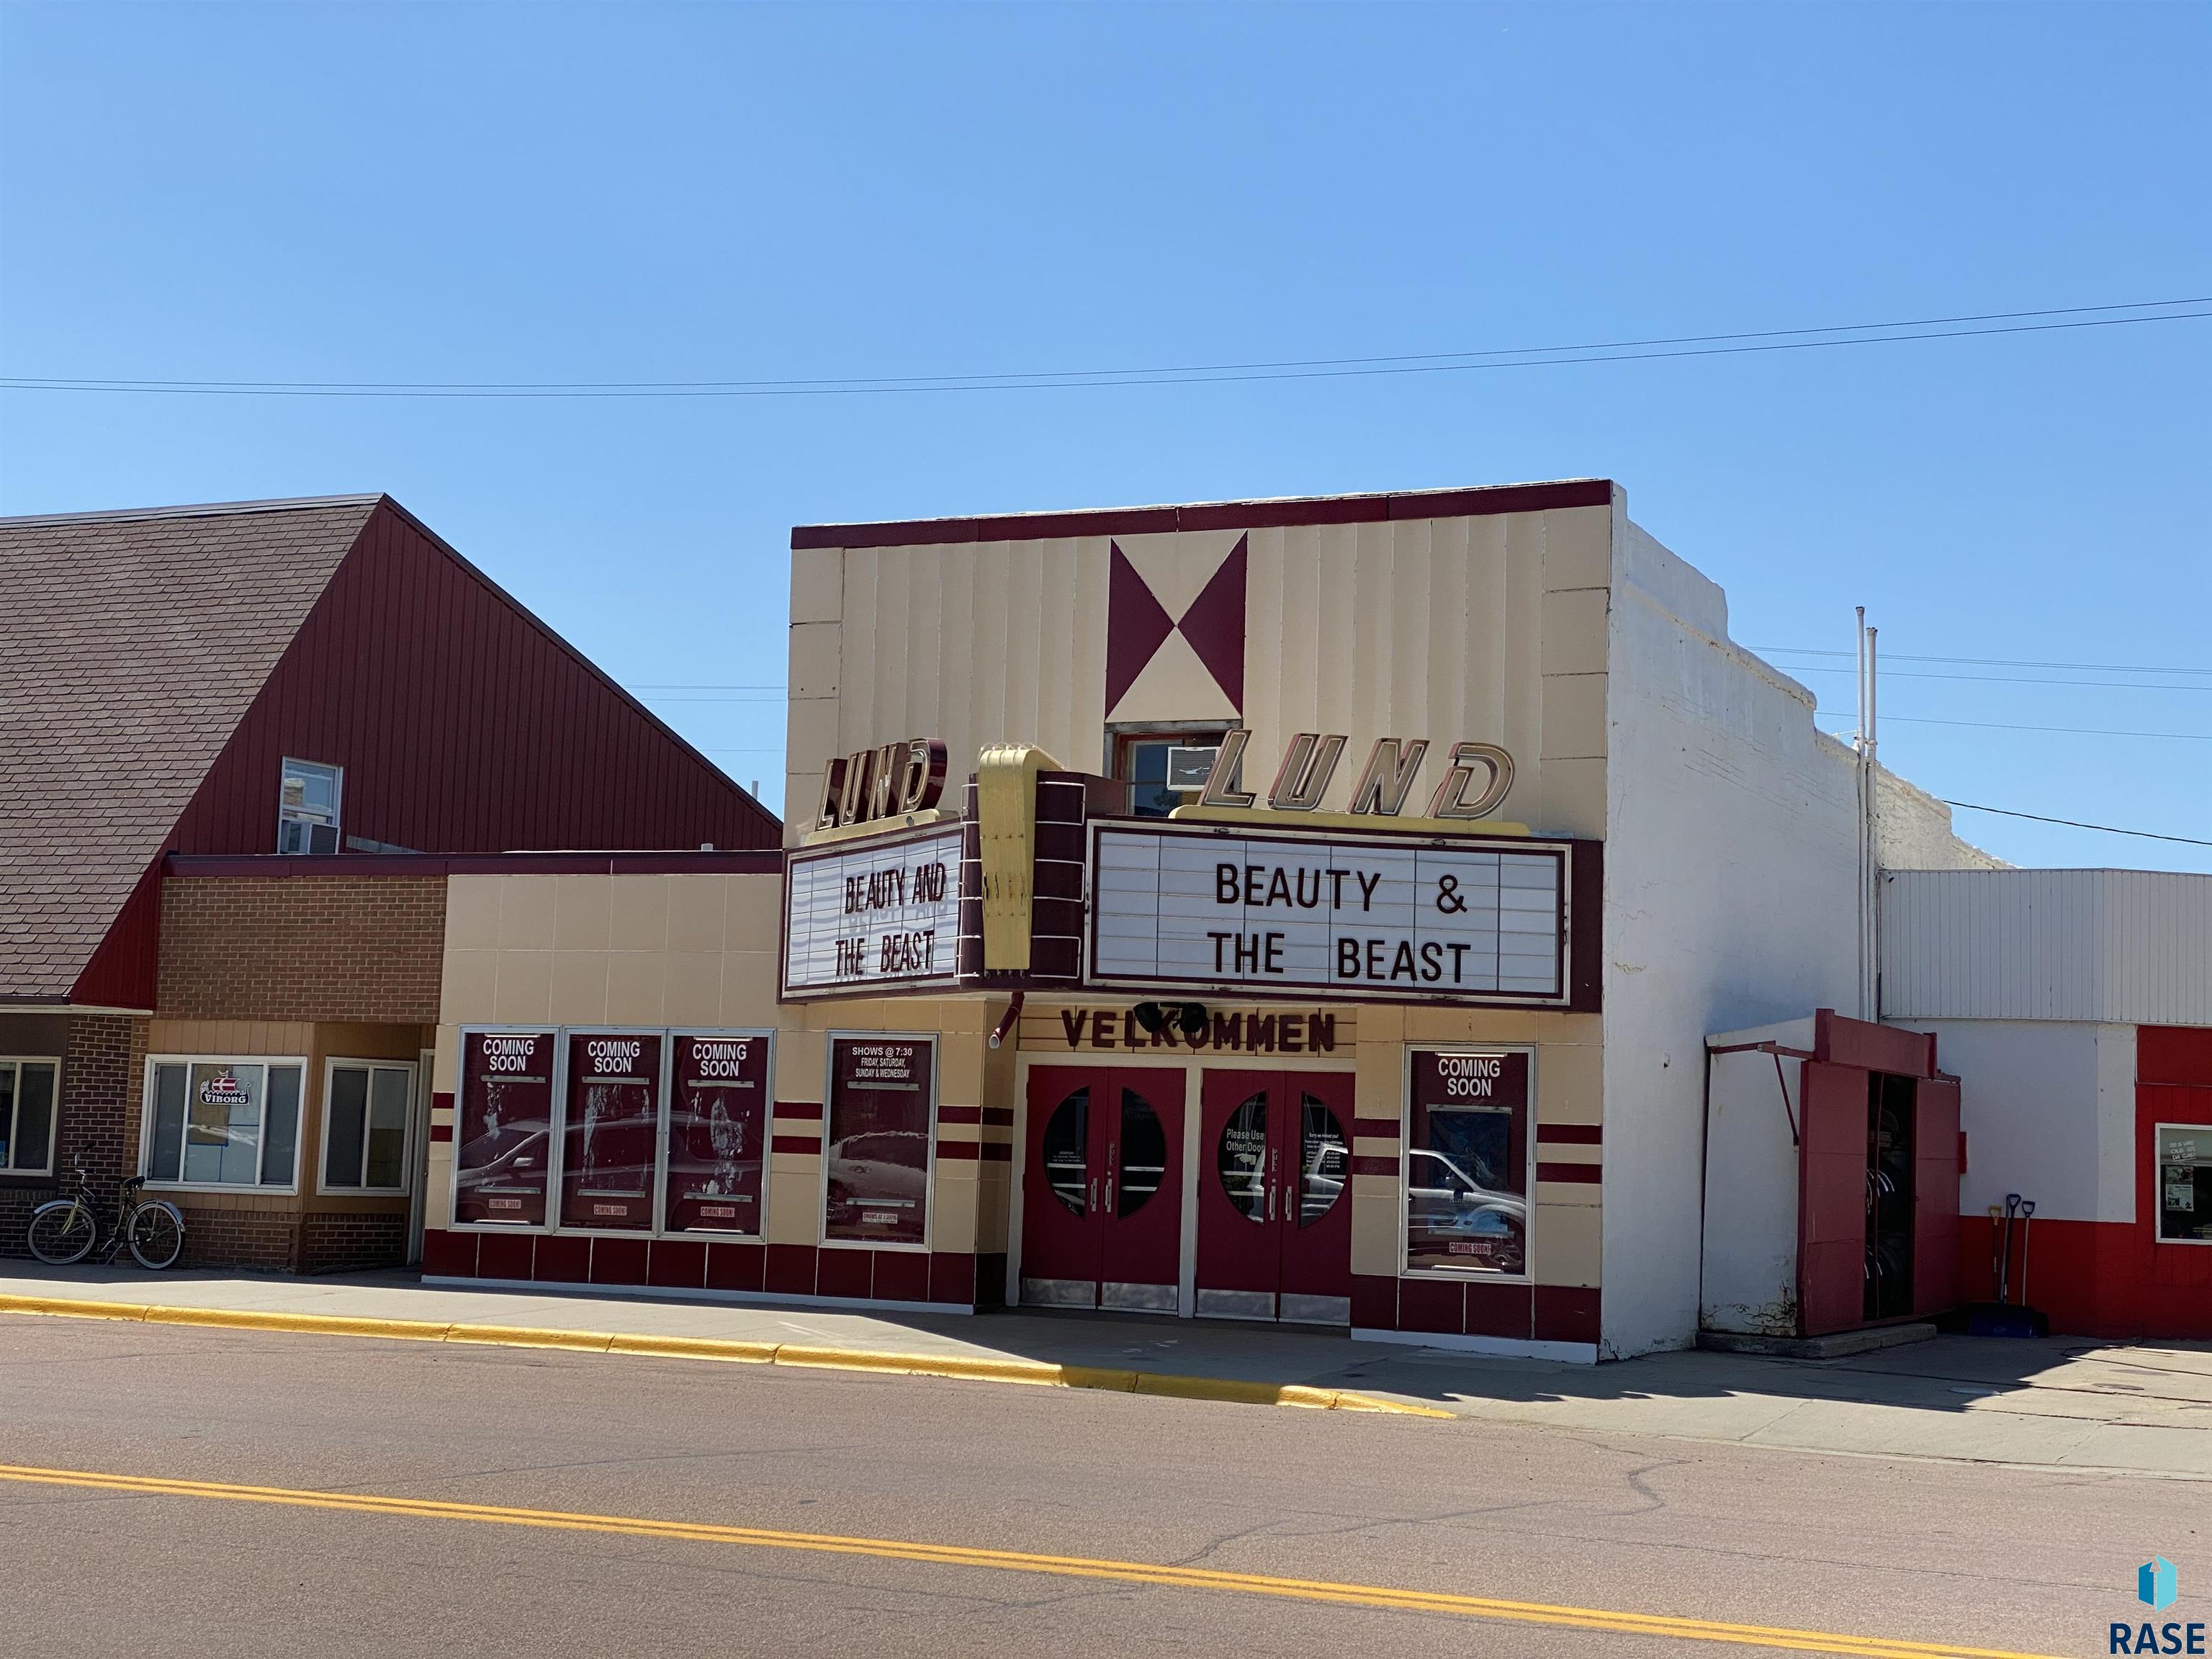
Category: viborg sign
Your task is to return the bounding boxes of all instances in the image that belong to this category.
[1088,821,1571,1005]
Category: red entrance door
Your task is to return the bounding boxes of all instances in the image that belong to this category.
[1021,1067,1183,1312]
[1195,1071,1354,1323]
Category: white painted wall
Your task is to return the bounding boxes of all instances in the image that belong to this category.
[1599,520,1865,1357]
[1888,1018,2137,1225]
[1699,1020,1814,1336]
[1874,770,2008,872]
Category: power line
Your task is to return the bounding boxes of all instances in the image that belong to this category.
[1761,646,2212,678]
[1938,801,2212,848]
[1784,663,2212,692]
[5,300,2206,400]
[1817,711,2211,741]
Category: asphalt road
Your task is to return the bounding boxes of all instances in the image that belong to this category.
[0,1318,2199,1659]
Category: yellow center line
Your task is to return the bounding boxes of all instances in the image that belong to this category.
[0,1462,2060,1659]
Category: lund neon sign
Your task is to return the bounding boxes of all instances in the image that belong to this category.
[1197,729,1514,819]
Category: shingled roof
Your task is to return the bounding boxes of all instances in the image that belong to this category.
[0,497,381,1001]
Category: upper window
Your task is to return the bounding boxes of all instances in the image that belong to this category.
[2157,1124,2211,1245]
[323,1061,415,1193]
[1112,729,1227,819]
[145,1059,303,1190]
[0,1058,60,1174]
[278,758,343,854]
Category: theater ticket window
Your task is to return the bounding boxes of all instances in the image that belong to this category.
[143,1058,303,1190]
[664,1033,769,1235]
[1404,1048,1529,1276]
[824,1036,935,1247]
[560,1033,662,1231]
[454,1031,554,1226]
[2157,1125,2212,1245]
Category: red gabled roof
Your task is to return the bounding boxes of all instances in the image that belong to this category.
[0,497,381,1001]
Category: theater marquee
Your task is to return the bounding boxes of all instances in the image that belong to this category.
[1087,821,1575,1006]
[783,824,964,997]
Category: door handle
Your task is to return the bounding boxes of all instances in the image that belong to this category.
[1105,1174,1115,1212]
[1089,1177,1098,1213]
[1267,1182,1275,1221]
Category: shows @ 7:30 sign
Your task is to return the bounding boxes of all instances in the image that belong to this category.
[1089,822,1570,1004]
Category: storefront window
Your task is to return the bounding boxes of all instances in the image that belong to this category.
[323,1061,413,1192]
[0,1058,59,1174]
[663,1033,768,1235]
[560,1033,662,1231]
[454,1032,554,1226]
[145,1059,302,1189]
[2157,1125,2212,1244]
[1405,1049,1529,1275]
[824,1036,934,1247]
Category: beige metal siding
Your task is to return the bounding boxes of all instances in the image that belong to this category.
[786,504,1613,843]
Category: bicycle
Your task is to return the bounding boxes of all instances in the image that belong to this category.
[27,1159,186,1270]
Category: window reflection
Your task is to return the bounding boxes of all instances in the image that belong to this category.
[1042,1088,1089,1216]
[1118,1088,1166,1218]
[1217,1092,1268,1223]
[1298,1094,1347,1227]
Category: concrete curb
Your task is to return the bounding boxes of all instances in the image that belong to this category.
[0,1295,1448,1418]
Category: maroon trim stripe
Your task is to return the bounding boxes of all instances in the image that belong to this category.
[937,1142,981,1161]
[791,479,1613,551]
[1537,1123,1603,1145]
[428,1123,454,1143]
[770,1134,822,1156]
[938,1105,983,1125]
[981,1106,1015,1128]
[1351,1117,1400,1140]
[979,1143,1012,1163]
[1536,1162,1602,1185]
[773,1101,824,1122]
[1350,1154,1400,1177]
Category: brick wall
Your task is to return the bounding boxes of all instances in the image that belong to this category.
[300,1211,410,1274]
[175,1205,298,1271]
[0,1014,148,1256]
[158,876,445,1022]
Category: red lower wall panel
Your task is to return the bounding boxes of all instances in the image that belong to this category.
[1954,1217,2212,1340]
[476,1230,536,1282]
[873,1250,930,1304]
[648,1238,708,1290]
[421,1228,477,1278]
[1534,1285,1601,1345]
[1465,1281,1534,1341]
[814,1248,874,1300]
[590,1237,650,1287]
[1351,1273,1398,1331]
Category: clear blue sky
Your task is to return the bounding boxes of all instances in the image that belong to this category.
[4,2,2206,867]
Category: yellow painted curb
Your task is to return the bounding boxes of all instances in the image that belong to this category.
[0,1295,1449,1417]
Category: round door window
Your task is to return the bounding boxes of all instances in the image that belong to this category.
[1118,1088,1167,1218]
[1040,1087,1089,1216]
[1216,1092,1268,1223]
[1298,1093,1349,1227]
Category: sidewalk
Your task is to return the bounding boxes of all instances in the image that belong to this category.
[6,1264,2210,1477]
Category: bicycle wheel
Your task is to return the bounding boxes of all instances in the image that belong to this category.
[27,1202,96,1266]
[127,1202,185,1271]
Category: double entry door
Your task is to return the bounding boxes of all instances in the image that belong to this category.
[1196,1070,1355,1324]
[1022,1067,1183,1312]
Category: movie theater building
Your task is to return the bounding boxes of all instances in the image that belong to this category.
[421,478,2000,1360]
